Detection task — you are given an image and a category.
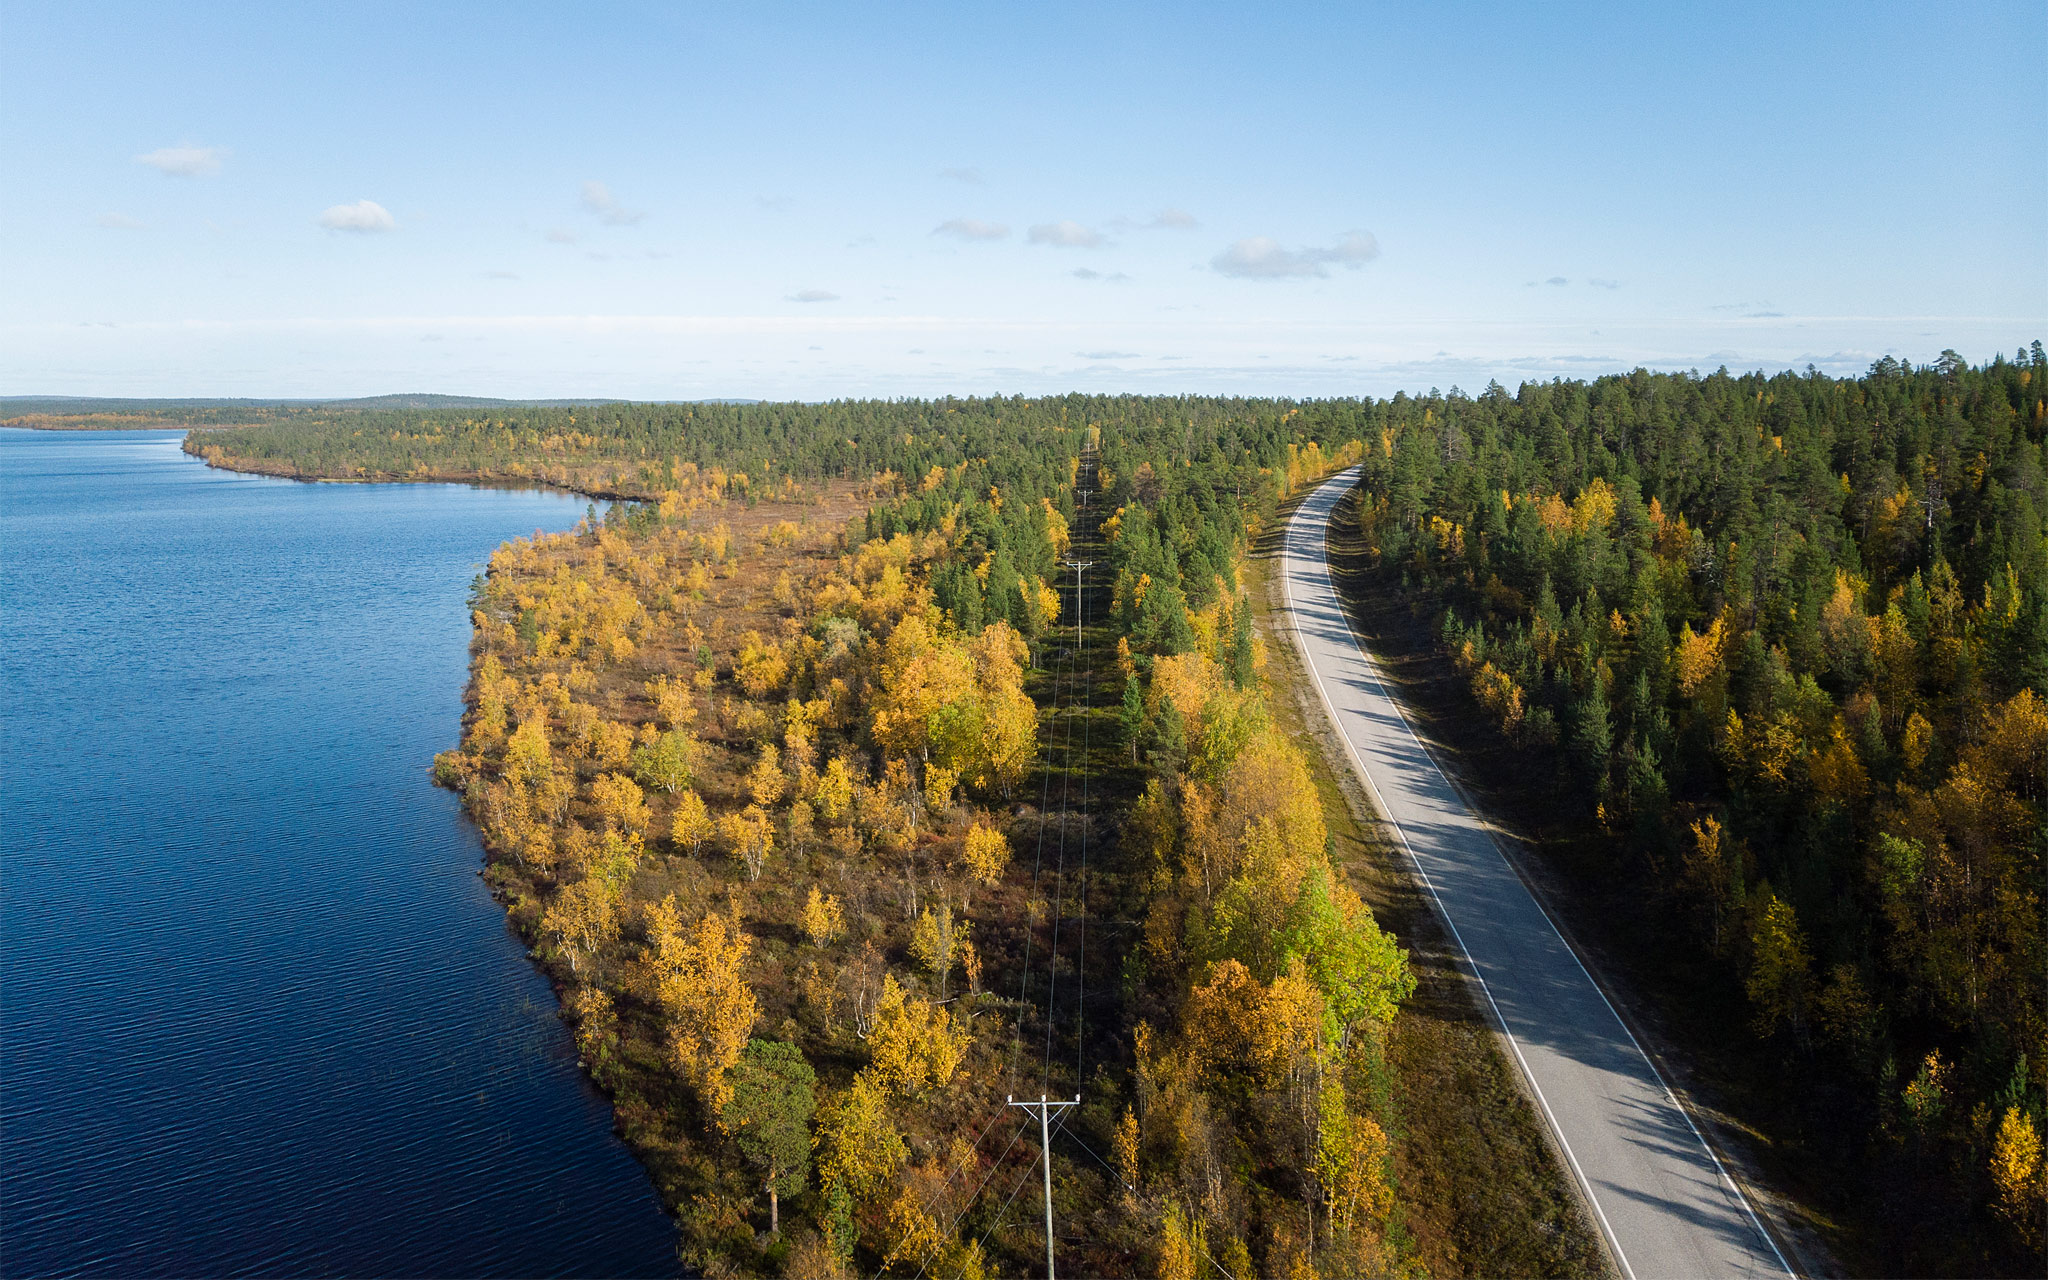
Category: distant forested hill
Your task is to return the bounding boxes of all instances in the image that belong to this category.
[0,393,732,427]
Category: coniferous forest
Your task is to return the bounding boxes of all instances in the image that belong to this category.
[167,349,2048,1277]
[1345,349,2047,1273]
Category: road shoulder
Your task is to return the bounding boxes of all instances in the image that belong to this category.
[1246,485,1612,1280]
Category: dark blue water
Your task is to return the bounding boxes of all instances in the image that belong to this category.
[0,430,676,1278]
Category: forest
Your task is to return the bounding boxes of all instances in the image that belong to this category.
[174,356,2048,1277]
[364,396,1429,1278]
[1343,348,2047,1274]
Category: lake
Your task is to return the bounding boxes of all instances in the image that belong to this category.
[0,430,676,1277]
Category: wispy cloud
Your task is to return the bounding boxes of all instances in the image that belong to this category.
[1028,220,1107,248]
[546,227,578,244]
[486,270,519,280]
[1071,267,1132,282]
[1212,230,1379,279]
[933,217,1009,241]
[939,166,983,184]
[135,144,225,177]
[581,180,644,226]
[1147,209,1198,230]
[786,289,840,303]
[1077,350,1139,360]
[318,200,396,233]
[1588,278,1621,290]
[95,213,145,229]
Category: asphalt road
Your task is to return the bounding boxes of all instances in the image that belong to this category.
[1283,468,1793,1280]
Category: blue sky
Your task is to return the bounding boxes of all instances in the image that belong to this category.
[4,0,2042,398]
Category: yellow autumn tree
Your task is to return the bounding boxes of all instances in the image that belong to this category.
[1157,1201,1202,1280]
[812,756,856,824]
[815,1071,907,1203]
[802,886,845,946]
[1674,614,1727,695]
[1186,957,1325,1091]
[1181,732,1324,902]
[1991,1105,2044,1247]
[922,764,958,815]
[670,789,712,853]
[962,823,1010,887]
[1316,1083,1393,1232]
[865,974,969,1096]
[1113,1107,1141,1204]
[542,875,618,974]
[644,673,696,728]
[646,896,758,1113]
[719,805,776,880]
[504,716,554,787]
[1745,890,1812,1039]
[736,631,791,698]
[908,901,964,996]
[749,742,788,808]
[586,771,649,838]
[874,617,1038,795]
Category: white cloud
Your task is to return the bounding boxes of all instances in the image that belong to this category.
[135,145,225,177]
[1147,209,1198,230]
[581,180,644,226]
[1588,278,1622,290]
[1077,350,1139,360]
[1028,220,1107,248]
[939,166,983,184]
[933,217,1008,240]
[1071,267,1132,282]
[787,289,841,303]
[486,270,519,280]
[546,227,579,244]
[318,200,396,233]
[95,213,145,229]
[1211,230,1379,279]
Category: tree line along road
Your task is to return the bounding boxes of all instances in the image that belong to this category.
[1282,467,1795,1280]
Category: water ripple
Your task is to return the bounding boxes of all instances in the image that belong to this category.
[1,430,676,1279]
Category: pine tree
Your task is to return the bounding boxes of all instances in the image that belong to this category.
[1120,674,1146,761]
[1228,599,1255,688]
[720,1039,816,1236]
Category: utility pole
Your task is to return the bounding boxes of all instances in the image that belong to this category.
[1008,1093,1080,1280]
[1062,561,1094,653]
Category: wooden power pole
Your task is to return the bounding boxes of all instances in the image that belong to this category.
[1008,1093,1080,1279]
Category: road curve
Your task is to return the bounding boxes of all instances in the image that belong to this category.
[1283,468,1792,1280]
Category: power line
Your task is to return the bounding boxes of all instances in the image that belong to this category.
[1041,633,1078,1089]
[1065,548,1095,1087]
[1009,1094,1082,1280]
[901,1111,1032,1280]
[962,1104,1084,1280]
[884,1104,1019,1280]
[1010,638,1069,1088]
